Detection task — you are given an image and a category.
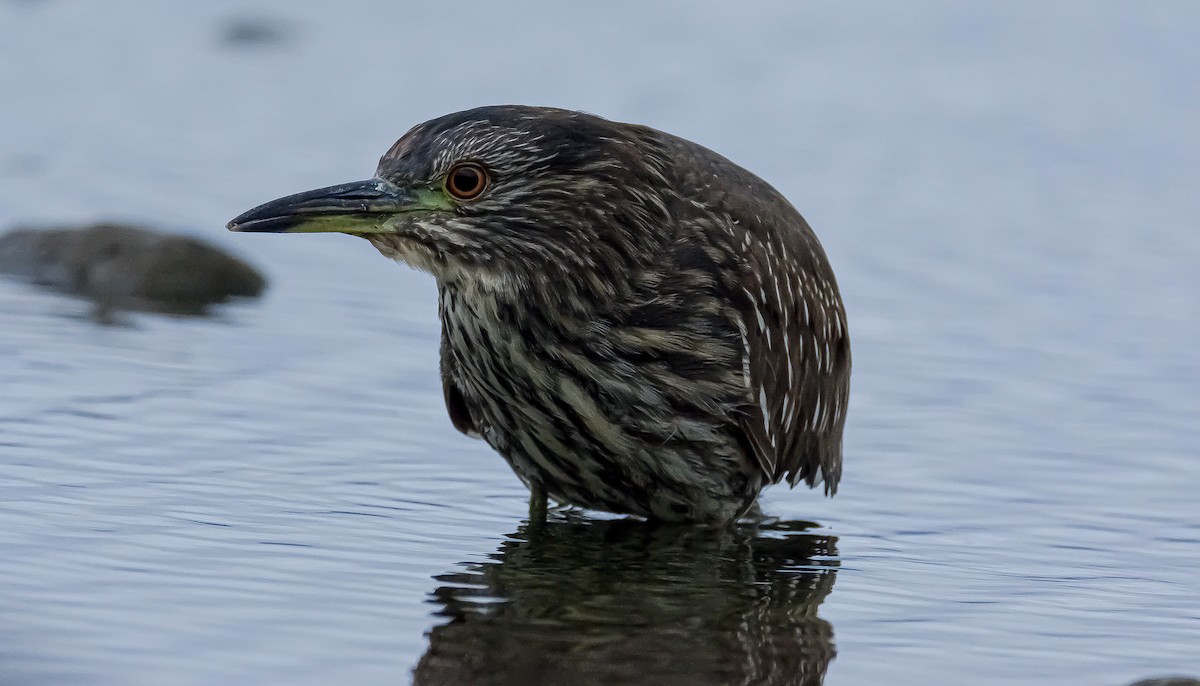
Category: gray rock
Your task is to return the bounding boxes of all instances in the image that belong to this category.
[1126,678,1200,686]
[0,222,266,316]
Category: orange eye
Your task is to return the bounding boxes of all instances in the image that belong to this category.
[445,162,488,200]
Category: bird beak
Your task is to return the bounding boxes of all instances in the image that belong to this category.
[227,178,449,234]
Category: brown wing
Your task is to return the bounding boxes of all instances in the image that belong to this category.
[646,127,851,494]
[733,213,850,493]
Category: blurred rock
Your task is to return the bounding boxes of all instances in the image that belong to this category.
[218,15,293,49]
[0,222,266,317]
[1127,679,1200,686]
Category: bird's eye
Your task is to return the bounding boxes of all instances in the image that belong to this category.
[445,162,489,200]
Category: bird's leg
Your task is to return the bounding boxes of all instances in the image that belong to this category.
[528,481,548,523]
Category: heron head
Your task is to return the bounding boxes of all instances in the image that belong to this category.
[227,106,672,292]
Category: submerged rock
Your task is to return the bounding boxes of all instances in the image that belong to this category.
[0,222,266,316]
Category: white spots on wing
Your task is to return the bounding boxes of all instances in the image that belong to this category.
[784,331,794,383]
[735,315,752,391]
[758,387,775,448]
[731,212,848,483]
[753,283,774,349]
[772,279,784,317]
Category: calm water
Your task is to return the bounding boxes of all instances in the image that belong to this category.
[2,2,1198,684]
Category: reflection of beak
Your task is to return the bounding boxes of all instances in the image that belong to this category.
[227,178,443,234]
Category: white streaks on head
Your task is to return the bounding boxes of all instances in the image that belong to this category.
[429,123,556,178]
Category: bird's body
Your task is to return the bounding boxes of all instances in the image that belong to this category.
[229,106,850,523]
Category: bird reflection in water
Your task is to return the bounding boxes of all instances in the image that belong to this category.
[414,516,837,685]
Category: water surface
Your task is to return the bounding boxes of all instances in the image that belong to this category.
[1,2,1198,684]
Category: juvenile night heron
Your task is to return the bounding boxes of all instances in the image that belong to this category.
[228,105,850,523]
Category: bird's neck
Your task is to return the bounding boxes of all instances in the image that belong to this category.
[438,262,622,322]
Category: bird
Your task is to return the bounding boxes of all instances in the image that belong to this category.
[228,105,850,523]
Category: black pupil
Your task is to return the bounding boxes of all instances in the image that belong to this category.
[452,167,481,195]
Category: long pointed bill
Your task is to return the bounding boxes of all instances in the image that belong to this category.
[226,178,450,234]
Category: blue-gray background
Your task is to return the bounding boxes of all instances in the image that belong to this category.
[1,2,1197,684]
